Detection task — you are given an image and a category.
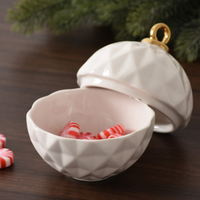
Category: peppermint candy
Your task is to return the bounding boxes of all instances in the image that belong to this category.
[108,133,122,139]
[60,121,80,139]
[0,148,14,169]
[78,132,92,139]
[60,121,127,140]
[0,133,6,148]
[82,136,97,140]
[97,124,125,139]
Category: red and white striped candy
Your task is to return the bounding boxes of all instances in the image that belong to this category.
[110,124,125,135]
[108,133,122,139]
[78,132,92,139]
[97,124,125,139]
[0,134,6,148]
[82,136,97,140]
[0,148,14,169]
[60,121,80,139]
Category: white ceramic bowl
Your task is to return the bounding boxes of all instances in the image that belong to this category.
[26,87,155,181]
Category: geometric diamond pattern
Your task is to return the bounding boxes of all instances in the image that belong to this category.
[77,41,193,131]
[26,110,155,181]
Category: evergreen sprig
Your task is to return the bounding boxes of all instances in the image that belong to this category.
[175,16,200,62]
[7,0,200,62]
[7,0,70,35]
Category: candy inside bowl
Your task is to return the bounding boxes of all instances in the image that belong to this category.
[26,87,155,181]
[26,23,193,181]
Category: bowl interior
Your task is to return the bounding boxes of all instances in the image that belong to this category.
[29,88,154,136]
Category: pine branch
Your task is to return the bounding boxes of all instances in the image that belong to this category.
[174,17,200,62]
[6,0,200,62]
[7,0,70,35]
[48,0,100,34]
[94,0,139,41]
[126,0,186,38]
[95,0,133,25]
[111,7,136,41]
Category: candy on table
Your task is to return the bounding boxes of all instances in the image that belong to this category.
[97,124,125,139]
[0,148,14,169]
[60,121,80,139]
[82,135,97,140]
[0,133,6,148]
[108,133,122,139]
[78,132,92,139]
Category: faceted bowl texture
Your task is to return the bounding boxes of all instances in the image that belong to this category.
[26,88,155,181]
[77,41,193,132]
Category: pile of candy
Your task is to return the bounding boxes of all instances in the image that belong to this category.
[0,133,14,169]
[59,121,126,140]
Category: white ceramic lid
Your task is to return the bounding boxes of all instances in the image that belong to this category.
[77,24,193,133]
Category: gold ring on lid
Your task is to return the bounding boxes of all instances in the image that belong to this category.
[142,23,171,52]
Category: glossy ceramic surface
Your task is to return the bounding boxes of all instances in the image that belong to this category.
[77,41,193,133]
[26,88,155,181]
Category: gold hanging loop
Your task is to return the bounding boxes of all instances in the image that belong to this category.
[142,23,171,52]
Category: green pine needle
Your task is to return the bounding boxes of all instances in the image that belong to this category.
[175,18,200,62]
[48,1,99,34]
[7,0,70,35]
[6,0,200,62]
[126,0,184,38]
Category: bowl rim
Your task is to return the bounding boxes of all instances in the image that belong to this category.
[26,88,155,143]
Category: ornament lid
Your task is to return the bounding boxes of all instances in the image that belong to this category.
[77,23,193,133]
